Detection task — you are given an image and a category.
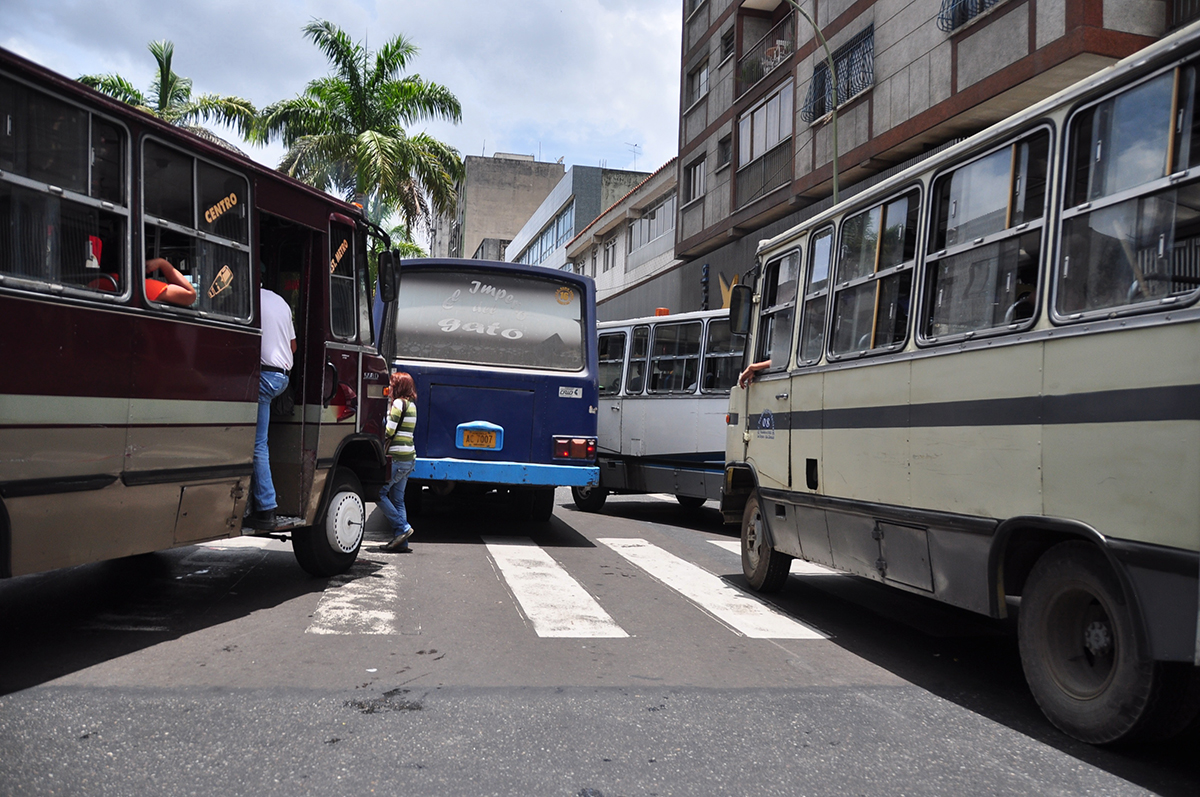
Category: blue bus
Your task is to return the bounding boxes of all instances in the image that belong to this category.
[375,258,599,520]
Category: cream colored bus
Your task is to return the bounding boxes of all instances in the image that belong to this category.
[724,23,1200,744]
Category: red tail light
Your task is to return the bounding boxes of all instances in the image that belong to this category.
[553,436,597,460]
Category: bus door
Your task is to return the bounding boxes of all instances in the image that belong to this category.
[620,325,651,489]
[259,213,316,520]
[743,250,799,493]
[597,329,627,453]
[317,219,368,486]
[789,229,834,566]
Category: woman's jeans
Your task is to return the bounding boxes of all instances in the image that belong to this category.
[379,459,415,536]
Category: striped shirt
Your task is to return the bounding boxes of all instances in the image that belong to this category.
[384,398,417,461]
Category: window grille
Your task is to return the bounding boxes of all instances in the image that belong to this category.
[937,0,1004,32]
[801,27,874,123]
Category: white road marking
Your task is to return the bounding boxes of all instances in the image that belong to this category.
[483,536,628,638]
[600,538,825,639]
[305,558,401,635]
[707,539,840,576]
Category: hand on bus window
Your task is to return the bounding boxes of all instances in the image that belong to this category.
[738,360,770,389]
[145,257,198,307]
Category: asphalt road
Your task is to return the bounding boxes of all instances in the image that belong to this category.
[0,489,1196,796]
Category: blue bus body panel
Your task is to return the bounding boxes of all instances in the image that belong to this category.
[428,383,532,460]
[413,458,598,486]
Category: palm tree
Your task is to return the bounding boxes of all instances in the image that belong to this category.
[79,40,256,151]
[259,20,464,233]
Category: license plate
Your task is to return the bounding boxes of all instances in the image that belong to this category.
[462,430,497,449]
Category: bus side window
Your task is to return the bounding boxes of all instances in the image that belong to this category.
[755,250,799,369]
[1059,65,1200,317]
[798,226,833,364]
[702,319,746,391]
[598,331,626,395]
[626,325,650,393]
[0,78,129,297]
[922,131,1048,340]
[648,321,702,394]
[330,222,356,340]
[830,189,918,356]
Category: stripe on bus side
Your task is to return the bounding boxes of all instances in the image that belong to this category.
[0,394,255,427]
[750,383,1200,431]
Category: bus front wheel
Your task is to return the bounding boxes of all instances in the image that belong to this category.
[293,468,364,577]
[741,493,791,593]
[1019,541,1157,744]
[676,495,706,510]
[571,485,608,512]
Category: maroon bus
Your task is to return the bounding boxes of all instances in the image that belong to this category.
[0,47,397,578]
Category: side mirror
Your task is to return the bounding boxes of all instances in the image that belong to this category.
[377,250,398,302]
[729,284,753,335]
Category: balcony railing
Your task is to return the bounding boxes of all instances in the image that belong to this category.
[737,13,796,98]
[936,0,1004,32]
[736,138,794,208]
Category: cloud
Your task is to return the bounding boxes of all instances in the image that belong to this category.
[3,0,681,173]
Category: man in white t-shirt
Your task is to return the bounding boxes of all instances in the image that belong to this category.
[248,287,297,530]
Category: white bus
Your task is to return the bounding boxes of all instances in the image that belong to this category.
[571,309,744,511]
[724,23,1200,744]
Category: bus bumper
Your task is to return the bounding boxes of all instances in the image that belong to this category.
[412,458,599,487]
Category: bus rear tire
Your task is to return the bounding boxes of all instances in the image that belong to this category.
[571,485,608,512]
[1018,541,1157,744]
[293,468,364,577]
[676,494,706,510]
[514,486,556,522]
[741,493,791,593]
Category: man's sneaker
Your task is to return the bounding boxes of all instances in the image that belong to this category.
[246,509,277,530]
[380,529,413,552]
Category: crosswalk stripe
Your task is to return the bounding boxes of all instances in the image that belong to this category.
[600,538,825,639]
[306,558,401,635]
[483,536,628,638]
[707,539,841,576]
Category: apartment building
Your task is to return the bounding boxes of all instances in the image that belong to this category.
[429,153,565,260]
[661,0,1180,312]
[508,165,648,271]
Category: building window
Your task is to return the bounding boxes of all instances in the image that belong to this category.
[628,191,677,254]
[937,0,1005,32]
[736,80,794,206]
[687,61,710,107]
[717,136,732,169]
[721,29,736,62]
[686,159,707,204]
[602,236,618,272]
[590,245,598,277]
[515,200,575,266]
[801,27,874,123]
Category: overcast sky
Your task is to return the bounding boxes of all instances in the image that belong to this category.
[3,0,683,179]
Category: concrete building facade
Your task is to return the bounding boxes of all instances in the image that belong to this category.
[627,0,1179,322]
[429,153,564,260]
[565,159,687,320]
[508,165,648,272]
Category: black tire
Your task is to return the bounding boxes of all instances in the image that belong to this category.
[676,494,706,510]
[741,492,791,593]
[571,485,608,512]
[514,486,556,522]
[292,468,364,577]
[1018,541,1160,744]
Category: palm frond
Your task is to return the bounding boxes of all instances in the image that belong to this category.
[78,73,149,106]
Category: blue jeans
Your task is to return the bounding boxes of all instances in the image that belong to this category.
[379,459,415,537]
[253,370,290,512]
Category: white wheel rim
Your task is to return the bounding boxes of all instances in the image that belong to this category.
[326,491,364,554]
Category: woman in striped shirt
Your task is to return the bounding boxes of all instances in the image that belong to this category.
[379,371,418,552]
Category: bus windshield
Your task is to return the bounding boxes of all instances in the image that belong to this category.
[393,269,584,371]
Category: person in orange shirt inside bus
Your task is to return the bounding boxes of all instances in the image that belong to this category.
[145,257,198,306]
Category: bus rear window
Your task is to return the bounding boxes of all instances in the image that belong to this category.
[393,270,584,371]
